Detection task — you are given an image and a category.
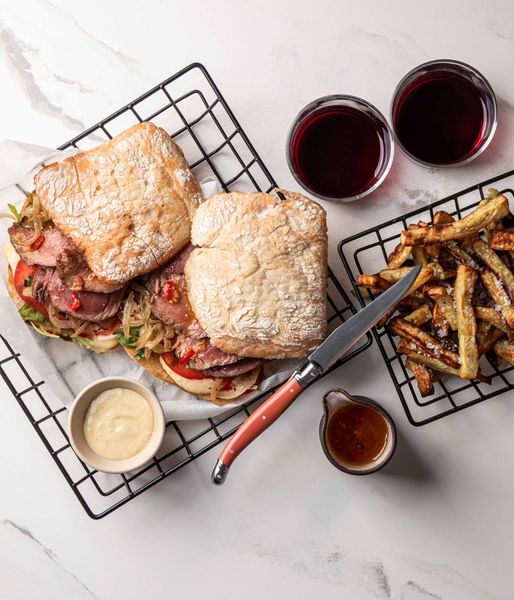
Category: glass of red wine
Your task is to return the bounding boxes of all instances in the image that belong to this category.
[391,59,497,167]
[286,95,394,202]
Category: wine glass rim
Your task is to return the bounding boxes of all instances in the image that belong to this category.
[390,59,498,168]
[285,94,395,202]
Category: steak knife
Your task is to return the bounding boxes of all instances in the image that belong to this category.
[211,264,422,485]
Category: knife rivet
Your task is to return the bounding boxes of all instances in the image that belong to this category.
[262,416,266,420]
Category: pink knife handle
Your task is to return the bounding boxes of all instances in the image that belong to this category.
[211,376,303,484]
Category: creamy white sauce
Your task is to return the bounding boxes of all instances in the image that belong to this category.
[83,388,153,460]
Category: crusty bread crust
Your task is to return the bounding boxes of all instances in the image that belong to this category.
[34,122,203,285]
[124,347,175,384]
[185,189,328,358]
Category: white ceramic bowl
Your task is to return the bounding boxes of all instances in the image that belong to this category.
[68,377,165,474]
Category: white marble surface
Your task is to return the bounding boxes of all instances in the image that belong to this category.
[1,0,514,598]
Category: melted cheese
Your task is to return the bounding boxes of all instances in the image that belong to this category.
[3,242,20,273]
[159,357,260,400]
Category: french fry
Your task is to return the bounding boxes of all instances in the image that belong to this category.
[493,338,514,366]
[435,295,458,331]
[372,265,434,295]
[475,307,512,337]
[378,265,432,285]
[388,316,460,368]
[397,294,426,308]
[412,245,428,265]
[405,358,434,396]
[405,304,432,326]
[400,192,509,245]
[479,269,514,329]
[454,265,478,379]
[376,309,395,330]
[476,321,492,356]
[379,266,414,282]
[375,297,426,330]
[430,263,456,280]
[423,284,449,297]
[489,230,514,251]
[401,345,490,383]
[424,286,458,330]
[444,240,479,269]
[432,303,450,337]
[387,242,412,269]
[472,238,514,301]
[356,274,391,292]
[477,323,504,357]
[424,212,454,259]
[379,264,446,289]
[433,210,455,225]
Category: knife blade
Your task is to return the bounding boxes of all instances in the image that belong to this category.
[307,263,422,375]
[211,264,421,485]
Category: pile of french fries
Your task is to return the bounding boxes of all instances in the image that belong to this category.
[357,189,514,396]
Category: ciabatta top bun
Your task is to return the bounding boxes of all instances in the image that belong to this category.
[185,189,328,358]
[34,122,203,285]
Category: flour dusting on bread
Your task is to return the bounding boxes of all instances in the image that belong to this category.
[34,122,203,284]
[185,189,327,358]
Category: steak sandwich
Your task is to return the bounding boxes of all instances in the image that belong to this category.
[4,122,328,404]
[131,189,328,403]
[5,122,202,352]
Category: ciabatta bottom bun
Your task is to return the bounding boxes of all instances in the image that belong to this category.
[124,348,260,405]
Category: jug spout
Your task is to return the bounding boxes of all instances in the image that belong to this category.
[322,388,354,418]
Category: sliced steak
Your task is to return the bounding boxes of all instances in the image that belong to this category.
[33,267,125,321]
[186,319,207,340]
[56,248,124,293]
[9,223,75,267]
[32,267,55,304]
[203,358,263,378]
[149,280,196,330]
[174,334,240,370]
[9,223,123,293]
[144,244,204,337]
[161,242,195,276]
[144,243,195,294]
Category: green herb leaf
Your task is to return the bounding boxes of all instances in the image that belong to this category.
[7,203,22,223]
[114,326,141,348]
[19,303,45,324]
[24,275,33,287]
[135,348,145,360]
[75,336,93,349]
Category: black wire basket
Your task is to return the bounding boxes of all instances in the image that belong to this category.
[339,170,514,427]
[0,63,370,519]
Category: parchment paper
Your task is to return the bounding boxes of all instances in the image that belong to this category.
[0,141,298,420]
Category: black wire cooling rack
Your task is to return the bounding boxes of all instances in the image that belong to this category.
[0,63,370,519]
[339,169,514,427]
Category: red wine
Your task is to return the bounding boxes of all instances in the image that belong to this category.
[289,106,384,199]
[393,71,487,165]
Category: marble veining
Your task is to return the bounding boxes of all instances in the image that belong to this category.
[2,519,99,599]
[0,23,85,130]
[45,0,143,75]
[1,1,514,598]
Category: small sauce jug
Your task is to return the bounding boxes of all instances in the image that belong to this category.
[320,388,397,475]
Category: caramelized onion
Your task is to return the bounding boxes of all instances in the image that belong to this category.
[48,303,79,330]
[120,285,175,356]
